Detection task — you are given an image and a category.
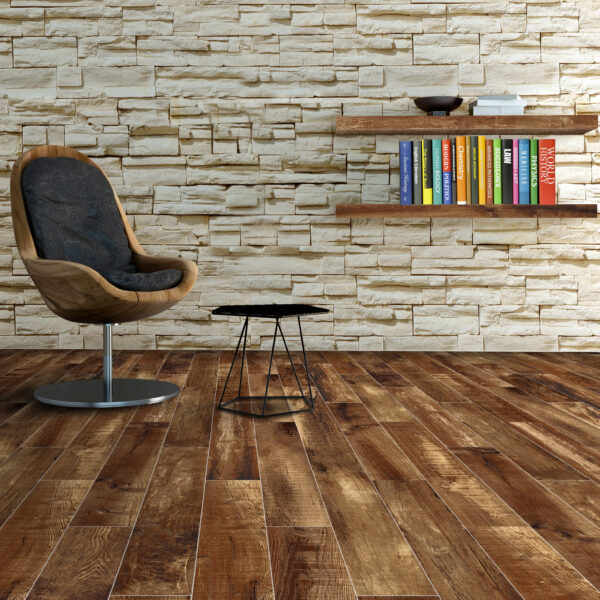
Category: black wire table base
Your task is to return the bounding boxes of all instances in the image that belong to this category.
[218,315,315,418]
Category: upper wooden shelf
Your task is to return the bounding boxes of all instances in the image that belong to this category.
[336,204,598,219]
[335,115,599,136]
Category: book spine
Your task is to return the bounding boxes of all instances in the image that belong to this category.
[512,139,519,204]
[470,135,478,205]
[539,139,555,205]
[530,139,539,205]
[400,141,412,205]
[485,139,494,205]
[493,139,502,204]
[422,139,433,205]
[432,139,442,205]
[412,140,422,205]
[501,139,513,204]
[456,136,466,205]
[442,139,452,204]
[519,139,530,204]
[451,137,457,204]
[478,136,486,205]
[466,135,472,204]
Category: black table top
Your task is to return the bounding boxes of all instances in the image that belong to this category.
[212,304,329,319]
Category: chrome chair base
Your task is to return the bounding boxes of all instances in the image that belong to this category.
[34,378,180,408]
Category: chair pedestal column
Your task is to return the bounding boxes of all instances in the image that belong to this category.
[33,324,180,408]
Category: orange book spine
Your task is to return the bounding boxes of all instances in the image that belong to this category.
[456,136,466,204]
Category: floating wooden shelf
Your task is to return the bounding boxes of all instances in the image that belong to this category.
[336,204,598,219]
[336,115,599,136]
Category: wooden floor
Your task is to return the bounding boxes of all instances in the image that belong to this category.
[1,349,600,600]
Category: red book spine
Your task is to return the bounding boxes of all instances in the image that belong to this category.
[539,139,556,205]
[442,139,451,171]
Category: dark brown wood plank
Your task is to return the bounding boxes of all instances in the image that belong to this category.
[0,402,55,462]
[502,373,578,403]
[382,418,600,600]
[351,352,412,387]
[310,361,360,403]
[336,114,599,135]
[320,350,363,374]
[0,446,62,526]
[0,479,91,600]
[113,446,208,596]
[72,422,167,526]
[193,480,273,600]
[456,446,600,588]
[543,480,600,530]
[268,527,355,600]
[376,479,522,600]
[294,399,434,597]
[254,421,329,527]
[554,401,600,430]
[328,402,423,481]
[336,203,598,219]
[27,526,131,600]
[23,408,94,448]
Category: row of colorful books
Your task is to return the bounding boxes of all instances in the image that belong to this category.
[399,137,556,205]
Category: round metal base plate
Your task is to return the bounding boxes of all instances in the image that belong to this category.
[34,378,180,408]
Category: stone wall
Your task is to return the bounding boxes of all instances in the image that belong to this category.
[1,0,600,351]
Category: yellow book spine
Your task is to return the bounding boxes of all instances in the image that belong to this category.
[422,139,433,205]
[478,135,486,204]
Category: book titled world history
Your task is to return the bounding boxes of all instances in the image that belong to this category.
[539,139,556,205]
[400,141,412,205]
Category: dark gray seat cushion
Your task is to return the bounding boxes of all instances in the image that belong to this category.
[21,156,182,292]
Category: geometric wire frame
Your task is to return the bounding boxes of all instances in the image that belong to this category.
[217,315,315,418]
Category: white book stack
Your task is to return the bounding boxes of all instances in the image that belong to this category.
[469,95,527,116]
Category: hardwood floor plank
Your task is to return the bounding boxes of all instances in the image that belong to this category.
[382,418,600,600]
[526,373,600,408]
[376,479,523,600]
[456,446,600,588]
[445,402,586,481]
[113,597,189,600]
[23,407,94,448]
[543,480,600,530]
[268,527,355,600]
[113,446,208,596]
[502,373,577,403]
[328,402,423,481]
[294,399,435,597]
[351,352,412,387]
[514,353,600,390]
[320,350,363,374]
[254,421,329,527]
[72,422,168,526]
[554,401,600,430]
[0,446,62,526]
[310,361,360,403]
[27,526,131,600]
[0,402,55,462]
[193,480,273,600]
[0,479,90,600]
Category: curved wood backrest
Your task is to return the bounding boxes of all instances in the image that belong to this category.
[10,145,198,324]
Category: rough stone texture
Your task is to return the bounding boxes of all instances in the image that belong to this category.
[0,0,599,351]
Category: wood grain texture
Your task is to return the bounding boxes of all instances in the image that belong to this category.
[543,480,600,530]
[194,480,273,600]
[113,446,208,596]
[336,203,598,219]
[268,527,355,600]
[336,114,599,135]
[27,526,131,600]
[0,479,90,600]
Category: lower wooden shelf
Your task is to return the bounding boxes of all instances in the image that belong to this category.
[336,203,598,219]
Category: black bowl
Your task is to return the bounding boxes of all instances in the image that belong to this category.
[414,96,463,115]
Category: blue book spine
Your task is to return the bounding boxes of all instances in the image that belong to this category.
[519,139,530,204]
[432,139,442,205]
[400,141,412,205]
[442,171,452,204]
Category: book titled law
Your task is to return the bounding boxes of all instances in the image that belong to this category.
[456,136,467,205]
[432,139,443,205]
[470,135,478,205]
[422,139,433,205]
[400,141,412,205]
[478,136,486,205]
[485,138,494,204]
[501,139,513,204]
[519,139,530,204]
[493,139,502,204]
[530,139,539,205]
[442,139,452,204]
[412,140,422,205]
[512,139,519,205]
[451,138,457,204]
[539,138,556,205]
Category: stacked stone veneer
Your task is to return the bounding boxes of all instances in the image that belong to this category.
[1,0,600,351]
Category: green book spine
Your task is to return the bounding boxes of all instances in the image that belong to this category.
[470,135,479,205]
[432,139,442,205]
[530,139,539,205]
[493,139,502,204]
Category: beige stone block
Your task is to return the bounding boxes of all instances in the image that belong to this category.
[123,156,186,186]
[414,34,479,65]
[57,66,83,87]
[130,135,179,156]
[483,335,558,352]
[384,65,458,98]
[14,36,77,67]
[0,68,56,99]
[334,34,411,67]
[480,305,539,335]
[480,33,541,64]
[473,218,537,245]
[459,63,484,85]
[462,63,559,96]
[23,125,47,146]
[527,4,579,33]
[188,154,259,185]
[60,66,155,98]
[78,36,137,66]
[385,336,457,351]
[357,275,445,305]
[357,5,446,35]
[431,219,473,245]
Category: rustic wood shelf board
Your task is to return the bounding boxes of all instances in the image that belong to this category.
[336,115,599,136]
[336,204,598,219]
